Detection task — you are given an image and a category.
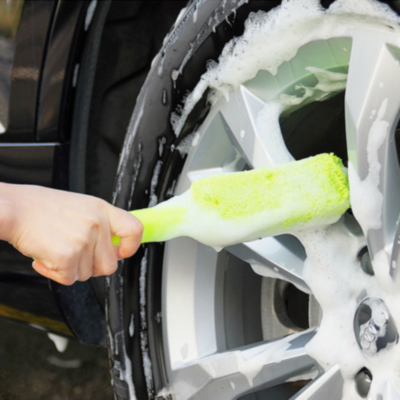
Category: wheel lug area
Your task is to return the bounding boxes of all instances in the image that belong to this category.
[357,247,374,276]
[355,368,372,398]
[354,297,399,354]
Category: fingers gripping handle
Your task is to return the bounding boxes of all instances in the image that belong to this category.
[112,205,187,246]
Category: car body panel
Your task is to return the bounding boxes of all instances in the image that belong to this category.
[37,0,87,142]
[1,0,55,142]
[0,0,105,344]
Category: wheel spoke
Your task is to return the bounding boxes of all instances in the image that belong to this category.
[377,381,400,399]
[218,84,293,169]
[345,30,400,277]
[290,365,343,400]
[170,330,317,400]
[225,235,309,294]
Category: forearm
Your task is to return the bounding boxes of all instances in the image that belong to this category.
[0,182,23,244]
[0,182,143,284]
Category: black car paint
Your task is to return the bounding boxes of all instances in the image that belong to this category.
[0,0,105,344]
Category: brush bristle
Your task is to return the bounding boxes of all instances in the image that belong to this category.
[190,153,350,223]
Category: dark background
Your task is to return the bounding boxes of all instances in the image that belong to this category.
[0,318,113,400]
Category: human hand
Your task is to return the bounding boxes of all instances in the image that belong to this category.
[0,183,143,285]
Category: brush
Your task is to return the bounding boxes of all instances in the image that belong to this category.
[112,153,349,249]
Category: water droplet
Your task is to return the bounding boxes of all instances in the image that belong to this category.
[171,69,179,81]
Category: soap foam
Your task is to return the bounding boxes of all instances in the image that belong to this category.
[170,0,400,398]
[280,67,348,107]
[348,99,389,235]
[139,250,154,397]
[172,0,400,137]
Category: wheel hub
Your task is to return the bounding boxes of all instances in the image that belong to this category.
[354,297,398,354]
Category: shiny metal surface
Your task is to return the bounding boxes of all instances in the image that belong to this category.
[170,330,316,400]
[345,30,400,275]
[292,365,343,400]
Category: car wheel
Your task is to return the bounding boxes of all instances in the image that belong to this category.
[107,1,400,399]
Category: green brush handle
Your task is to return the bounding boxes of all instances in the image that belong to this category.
[112,202,187,247]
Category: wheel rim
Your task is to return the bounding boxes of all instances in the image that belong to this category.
[160,7,400,400]
[106,1,400,399]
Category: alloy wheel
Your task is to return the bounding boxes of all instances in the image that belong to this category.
[108,1,400,399]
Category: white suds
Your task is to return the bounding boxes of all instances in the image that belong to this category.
[140,250,154,397]
[148,160,163,207]
[166,179,177,197]
[106,302,137,399]
[349,98,388,235]
[171,0,400,137]
[48,333,68,353]
[176,131,198,156]
[174,7,187,30]
[191,131,201,147]
[255,101,292,165]
[158,137,167,157]
[157,387,172,398]
[280,67,347,106]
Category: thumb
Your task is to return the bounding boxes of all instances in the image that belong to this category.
[107,205,143,259]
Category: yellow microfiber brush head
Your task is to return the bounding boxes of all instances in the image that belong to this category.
[190,153,349,225]
[113,153,350,248]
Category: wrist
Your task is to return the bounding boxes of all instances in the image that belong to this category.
[0,182,22,243]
